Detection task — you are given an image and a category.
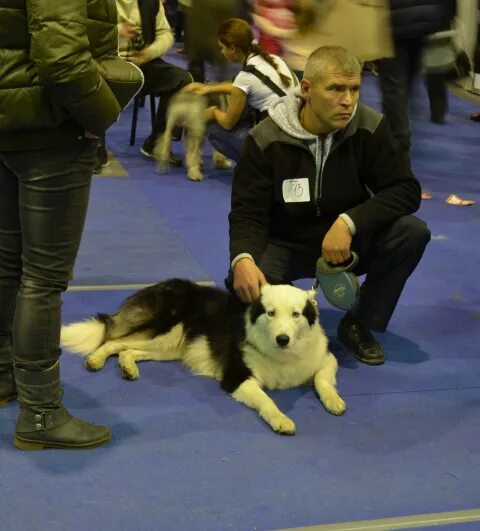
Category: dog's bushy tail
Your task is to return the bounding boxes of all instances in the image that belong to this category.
[61,314,110,356]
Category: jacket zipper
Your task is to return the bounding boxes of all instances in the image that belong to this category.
[315,137,326,216]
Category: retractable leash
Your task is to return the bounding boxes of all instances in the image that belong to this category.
[312,252,360,311]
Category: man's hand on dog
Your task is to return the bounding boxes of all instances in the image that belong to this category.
[233,258,267,303]
[322,217,353,265]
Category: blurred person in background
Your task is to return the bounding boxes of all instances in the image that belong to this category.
[251,0,296,56]
[184,0,245,82]
[252,0,393,78]
[116,0,192,162]
[376,0,476,205]
[184,17,298,162]
[0,0,143,450]
[377,0,456,150]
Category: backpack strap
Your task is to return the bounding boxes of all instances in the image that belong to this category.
[243,64,287,97]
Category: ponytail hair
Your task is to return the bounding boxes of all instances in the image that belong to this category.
[217,18,292,89]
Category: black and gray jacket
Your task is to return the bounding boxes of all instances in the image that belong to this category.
[229,92,421,264]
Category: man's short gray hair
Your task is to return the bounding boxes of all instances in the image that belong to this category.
[303,46,361,83]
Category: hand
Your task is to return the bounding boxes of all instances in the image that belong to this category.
[130,48,151,66]
[118,23,137,39]
[205,106,218,122]
[233,258,268,303]
[182,82,211,96]
[321,217,353,265]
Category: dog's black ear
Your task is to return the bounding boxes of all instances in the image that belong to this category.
[302,299,318,326]
[249,299,266,324]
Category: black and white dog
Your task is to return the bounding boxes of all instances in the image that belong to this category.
[61,279,346,435]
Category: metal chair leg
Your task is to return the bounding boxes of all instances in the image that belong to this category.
[130,96,140,146]
[149,94,156,130]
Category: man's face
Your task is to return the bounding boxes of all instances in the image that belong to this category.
[301,65,361,134]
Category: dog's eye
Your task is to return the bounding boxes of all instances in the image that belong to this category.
[292,311,300,318]
[267,310,275,317]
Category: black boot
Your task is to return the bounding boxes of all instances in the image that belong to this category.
[14,361,111,450]
[337,312,385,365]
[0,367,16,407]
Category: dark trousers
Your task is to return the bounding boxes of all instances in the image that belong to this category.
[141,58,192,138]
[208,119,252,162]
[0,138,98,371]
[228,215,430,332]
[377,39,448,151]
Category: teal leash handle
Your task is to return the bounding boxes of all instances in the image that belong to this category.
[315,251,359,276]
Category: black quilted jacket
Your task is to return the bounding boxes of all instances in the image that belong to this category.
[0,0,144,150]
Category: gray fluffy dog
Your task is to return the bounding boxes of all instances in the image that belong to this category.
[154,92,232,181]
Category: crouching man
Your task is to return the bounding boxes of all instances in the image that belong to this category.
[227,46,430,365]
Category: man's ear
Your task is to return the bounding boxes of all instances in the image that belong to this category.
[300,78,310,101]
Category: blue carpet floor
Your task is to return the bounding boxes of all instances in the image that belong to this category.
[0,61,479,531]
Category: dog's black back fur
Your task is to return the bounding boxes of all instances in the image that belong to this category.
[107,279,252,391]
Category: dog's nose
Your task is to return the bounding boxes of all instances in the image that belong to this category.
[276,334,290,347]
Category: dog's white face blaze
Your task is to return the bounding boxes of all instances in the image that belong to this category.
[248,285,318,354]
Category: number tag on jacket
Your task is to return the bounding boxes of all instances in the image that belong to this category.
[282,178,310,203]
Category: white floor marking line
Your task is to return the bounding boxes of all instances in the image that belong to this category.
[68,280,216,292]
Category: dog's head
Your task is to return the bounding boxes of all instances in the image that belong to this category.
[246,284,319,352]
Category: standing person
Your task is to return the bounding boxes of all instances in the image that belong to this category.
[116,0,192,162]
[184,18,298,163]
[184,0,238,82]
[376,0,456,153]
[228,46,431,365]
[0,0,143,449]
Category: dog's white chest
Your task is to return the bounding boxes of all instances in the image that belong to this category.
[244,349,322,390]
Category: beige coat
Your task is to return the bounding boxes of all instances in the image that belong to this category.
[254,0,394,71]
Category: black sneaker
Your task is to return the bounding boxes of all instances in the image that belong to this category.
[93,144,109,174]
[337,312,385,365]
[140,135,156,158]
[141,135,183,166]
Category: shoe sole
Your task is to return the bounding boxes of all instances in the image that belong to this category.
[93,162,110,175]
[14,432,111,451]
[337,332,385,366]
[350,349,384,366]
[140,147,155,159]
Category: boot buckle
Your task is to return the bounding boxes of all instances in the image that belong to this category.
[33,412,46,431]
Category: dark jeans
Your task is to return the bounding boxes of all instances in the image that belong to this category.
[0,138,98,371]
[141,58,192,138]
[227,215,431,332]
[208,119,252,162]
[377,39,448,151]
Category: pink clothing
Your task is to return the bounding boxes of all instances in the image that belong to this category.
[254,0,295,55]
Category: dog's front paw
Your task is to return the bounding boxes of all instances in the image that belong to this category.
[187,169,204,182]
[86,356,105,372]
[120,364,139,381]
[323,395,346,416]
[270,413,296,435]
